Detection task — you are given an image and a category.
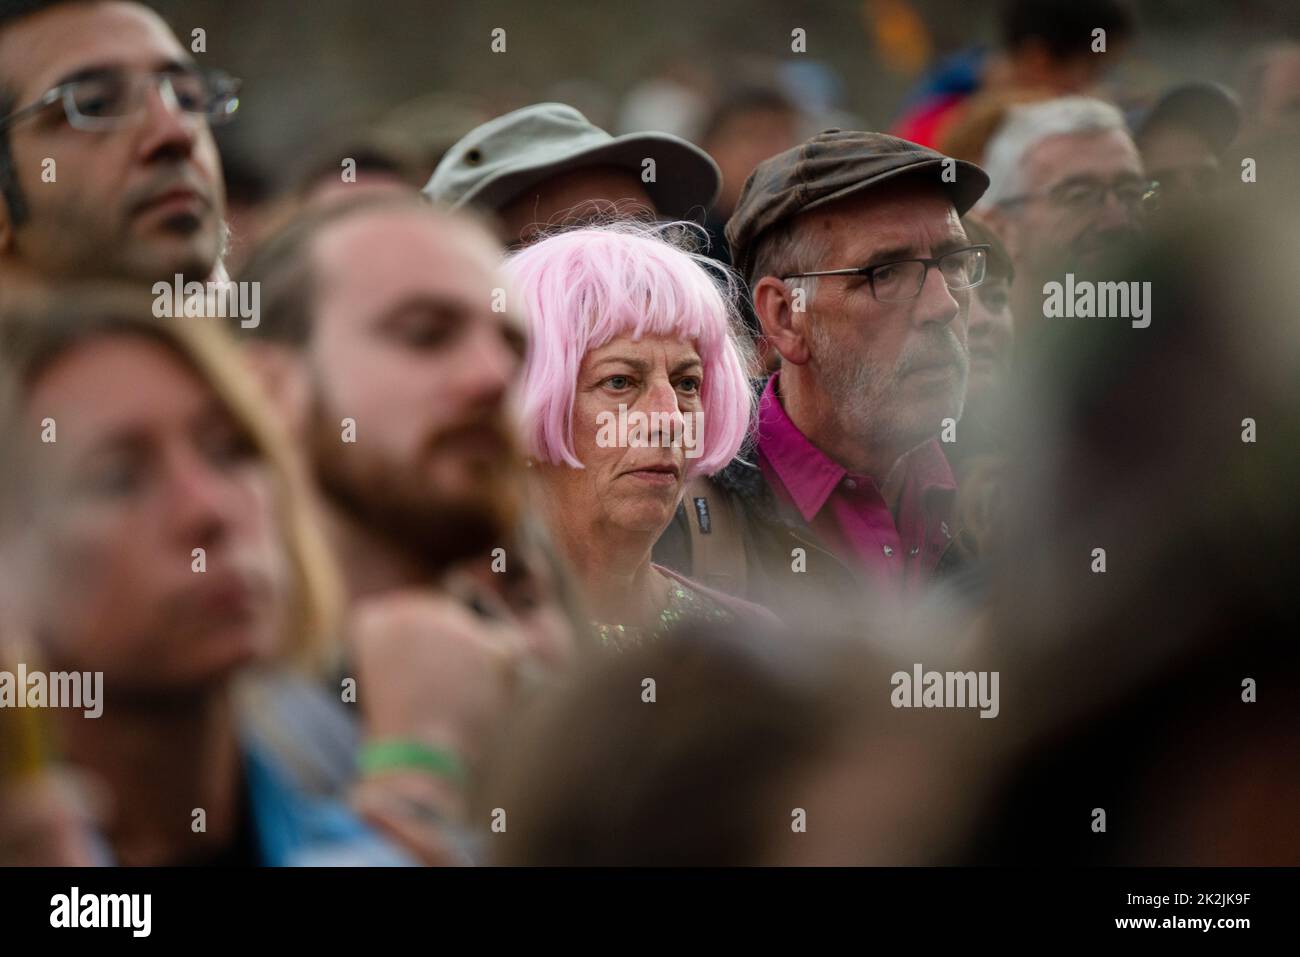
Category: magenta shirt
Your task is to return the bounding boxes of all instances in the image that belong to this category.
[755,375,957,601]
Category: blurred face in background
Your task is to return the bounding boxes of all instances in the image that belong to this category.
[536,332,701,541]
[964,272,1014,408]
[496,166,655,248]
[0,1,226,282]
[1251,45,1300,134]
[14,336,288,695]
[1009,49,1106,95]
[704,105,801,217]
[1001,129,1145,267]
[1137,124,1220,211]
[304,208,526,564]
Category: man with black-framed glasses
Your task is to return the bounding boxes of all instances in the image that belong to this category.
[0,1,236,288]
[653,130,990,628]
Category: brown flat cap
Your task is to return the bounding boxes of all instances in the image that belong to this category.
[726,129,990,282]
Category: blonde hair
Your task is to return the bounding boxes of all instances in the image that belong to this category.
[0,285,343,673]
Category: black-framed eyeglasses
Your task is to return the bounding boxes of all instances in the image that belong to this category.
[781,244,990,303]
[0,67,241,133]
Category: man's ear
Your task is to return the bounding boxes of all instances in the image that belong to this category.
[752,276,812,366]
[240,342,312,445]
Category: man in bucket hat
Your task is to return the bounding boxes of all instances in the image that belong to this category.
[424,102,720,246]
[655,130,990,628]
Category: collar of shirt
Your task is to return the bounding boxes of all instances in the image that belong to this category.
[755,371,958,546]
[756,373,846,522]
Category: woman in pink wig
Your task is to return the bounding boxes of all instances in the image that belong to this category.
[506,222,774,649]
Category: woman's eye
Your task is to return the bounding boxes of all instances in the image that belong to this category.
[677,376,701,394]
[603,375,633,391]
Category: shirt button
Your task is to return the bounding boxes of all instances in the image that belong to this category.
[883,544,894,557]
[843,478,857,490]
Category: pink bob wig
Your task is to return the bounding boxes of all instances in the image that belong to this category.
[505,221,755,478]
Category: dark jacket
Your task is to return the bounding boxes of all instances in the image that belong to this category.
[653,393,970,631]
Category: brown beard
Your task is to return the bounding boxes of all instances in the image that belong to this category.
[306,394,522,574]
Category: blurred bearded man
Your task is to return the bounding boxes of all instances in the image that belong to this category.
[238,195,539,865]
[238,194,525,598]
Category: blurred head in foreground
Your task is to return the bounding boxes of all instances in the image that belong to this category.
[968,153,1300,863]
[478,623,990,865]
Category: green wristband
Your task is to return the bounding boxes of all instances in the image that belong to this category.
[358,739,467,785]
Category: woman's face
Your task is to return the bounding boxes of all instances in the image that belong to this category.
[16,336,290,695]
[538,332,703,539]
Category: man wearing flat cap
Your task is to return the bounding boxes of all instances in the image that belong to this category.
[424,102,720,247]
[655,130,990,626]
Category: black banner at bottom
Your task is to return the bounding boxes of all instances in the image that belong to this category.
[0,866,1292,942]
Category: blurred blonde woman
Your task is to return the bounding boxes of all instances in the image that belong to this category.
[0,288,405,865]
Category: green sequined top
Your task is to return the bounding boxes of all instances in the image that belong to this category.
[592,578,735,651]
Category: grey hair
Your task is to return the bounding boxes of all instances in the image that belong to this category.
[978,96,1130,209]
[749,216,832,308]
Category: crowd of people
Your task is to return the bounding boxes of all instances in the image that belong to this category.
[0,0,1296,867]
